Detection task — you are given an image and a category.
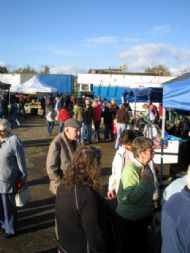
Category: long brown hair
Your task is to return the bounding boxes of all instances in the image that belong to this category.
[63,145,102,192]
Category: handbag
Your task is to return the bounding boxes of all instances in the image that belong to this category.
[15,186,31,207]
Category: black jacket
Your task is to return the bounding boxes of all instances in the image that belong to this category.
[56,184,120,253]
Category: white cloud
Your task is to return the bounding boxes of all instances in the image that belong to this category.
[49,65,88,75]
[150,25,172,35]
[0,61,6,66]
[120,43,168,58]
[170,65,190,76]
[119,43,190,74]
[85,36,118,45]
[170,47,190,62]
[122,37,144,44]
[52,50,75,56]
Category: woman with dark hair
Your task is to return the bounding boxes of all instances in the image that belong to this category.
[116,136,155,253]
[56,145,120,253]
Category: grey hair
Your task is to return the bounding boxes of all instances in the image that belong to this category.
[0,119,11,133]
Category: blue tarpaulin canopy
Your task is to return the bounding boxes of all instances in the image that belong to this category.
[163,73,190,111]
[122,87,163,103]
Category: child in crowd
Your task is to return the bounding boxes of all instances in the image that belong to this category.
[46,106,56,135]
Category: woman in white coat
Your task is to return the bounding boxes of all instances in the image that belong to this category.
[107,129,143,200]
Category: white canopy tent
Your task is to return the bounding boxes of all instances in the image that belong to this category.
[10,76,57,94]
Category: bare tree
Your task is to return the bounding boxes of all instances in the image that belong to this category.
[144,65,171,76]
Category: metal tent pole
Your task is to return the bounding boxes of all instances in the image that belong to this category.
[160,107,166,183]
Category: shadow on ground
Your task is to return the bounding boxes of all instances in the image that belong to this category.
[17,197,55,235]
[28,176,50,186]
[23,138,52,147]
[36,247,57,253]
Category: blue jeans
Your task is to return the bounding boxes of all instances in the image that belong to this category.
[48,122,54,134]
[0,193,17,235]
[84,123,92,142]
[59,122,64,134]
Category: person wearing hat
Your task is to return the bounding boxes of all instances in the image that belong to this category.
[46,118,82,195]
[0,119,27,238]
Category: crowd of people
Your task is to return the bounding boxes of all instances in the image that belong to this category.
[45,94,122,144]
[0,93,190,253]
[44,94,190,253]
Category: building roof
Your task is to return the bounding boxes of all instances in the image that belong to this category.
[88,68,163,76]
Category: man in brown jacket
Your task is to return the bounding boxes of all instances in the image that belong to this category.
[46,118,81,195]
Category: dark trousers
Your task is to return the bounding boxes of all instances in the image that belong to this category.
[94,120,101,140]
[104,123,113,140]
[0,193,17,235]
[117,214,152,253]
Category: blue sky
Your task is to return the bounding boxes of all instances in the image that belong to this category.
[1,0,190,75]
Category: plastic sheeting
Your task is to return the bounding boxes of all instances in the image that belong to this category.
[163,73,190,111]
[122,87,163,103]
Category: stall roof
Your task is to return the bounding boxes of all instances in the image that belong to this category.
[163,72,190,111]
[10,76,57,94]
[122,87,163,103]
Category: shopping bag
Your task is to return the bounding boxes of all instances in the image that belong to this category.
[15,186,31,207]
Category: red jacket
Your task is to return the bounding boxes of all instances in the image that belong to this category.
[58,109,70,122]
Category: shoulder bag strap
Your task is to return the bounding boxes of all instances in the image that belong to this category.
[74,184,79,211]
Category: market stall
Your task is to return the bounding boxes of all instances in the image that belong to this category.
[10,76,57,116]
[122,87,163,123]
[10,75,57,94]
[24,101,43,115]
[162,72,190,175]
[123,87,163,103]
[122,87,181,179]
